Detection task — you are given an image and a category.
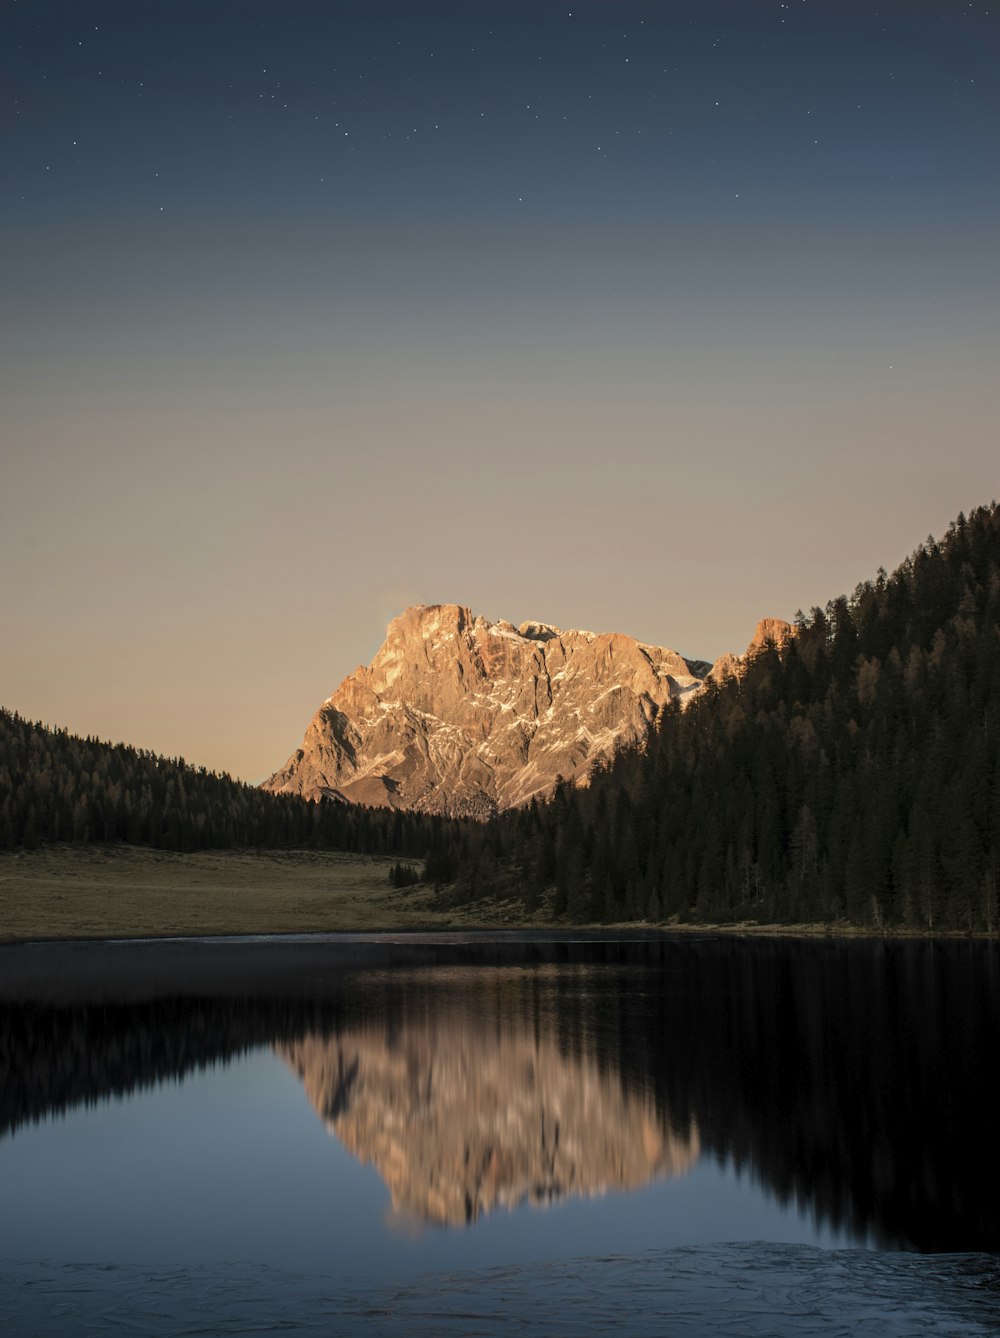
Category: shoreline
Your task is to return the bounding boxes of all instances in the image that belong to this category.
[3,921,996,948]
[2,927,995,1006]
[2,844,995,950]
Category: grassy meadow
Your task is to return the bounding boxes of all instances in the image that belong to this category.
[2,845,983,945]
[0,845,497,943]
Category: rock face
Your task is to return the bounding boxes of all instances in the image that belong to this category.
[263,604,711,816]
[279,1021,698,1227]
[708,616,793,683]
[745,616,794,657]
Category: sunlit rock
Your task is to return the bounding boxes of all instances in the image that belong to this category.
[262,604,711,815]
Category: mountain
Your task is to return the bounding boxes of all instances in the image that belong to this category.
[262,604,723,817]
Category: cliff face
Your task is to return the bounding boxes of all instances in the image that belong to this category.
[708,615,793,683]
[263,604,711,816]
[279,1021,698,1227]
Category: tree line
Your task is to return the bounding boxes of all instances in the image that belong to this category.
[0,709,454,862]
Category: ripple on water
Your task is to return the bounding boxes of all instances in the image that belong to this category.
[2,1244,999,1336]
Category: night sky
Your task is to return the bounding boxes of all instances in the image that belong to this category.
[3,1,998,779]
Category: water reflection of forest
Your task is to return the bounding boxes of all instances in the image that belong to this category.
[1,940,997,1251]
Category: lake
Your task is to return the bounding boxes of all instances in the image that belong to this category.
[1,933,998,1334]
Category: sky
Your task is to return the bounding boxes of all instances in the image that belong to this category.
[3,0,998,782]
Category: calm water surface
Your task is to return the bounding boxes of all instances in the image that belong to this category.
[1,934,998,1331]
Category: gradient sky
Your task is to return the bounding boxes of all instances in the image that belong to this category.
[3,0,998,781]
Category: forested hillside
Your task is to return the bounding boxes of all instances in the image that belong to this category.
[451,504,1000,931]
[0,710,449,860]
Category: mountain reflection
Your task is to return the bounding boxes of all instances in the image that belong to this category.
[1,938,998,1251]
[280,1007,698,1226]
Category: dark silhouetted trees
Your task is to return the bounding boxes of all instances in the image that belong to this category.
[442,502,1000,931]
[0,710,451,862]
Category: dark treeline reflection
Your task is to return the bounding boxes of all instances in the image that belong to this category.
[1,939,997,1251]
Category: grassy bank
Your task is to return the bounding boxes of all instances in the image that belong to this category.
[1,845,993,944]
[0,845,471,942]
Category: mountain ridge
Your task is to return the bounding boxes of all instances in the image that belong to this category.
[262,603,777,817]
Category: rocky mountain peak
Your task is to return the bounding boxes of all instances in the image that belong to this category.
[747,616,794,656]
[262,605,710,816]
[709,617,794,682]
